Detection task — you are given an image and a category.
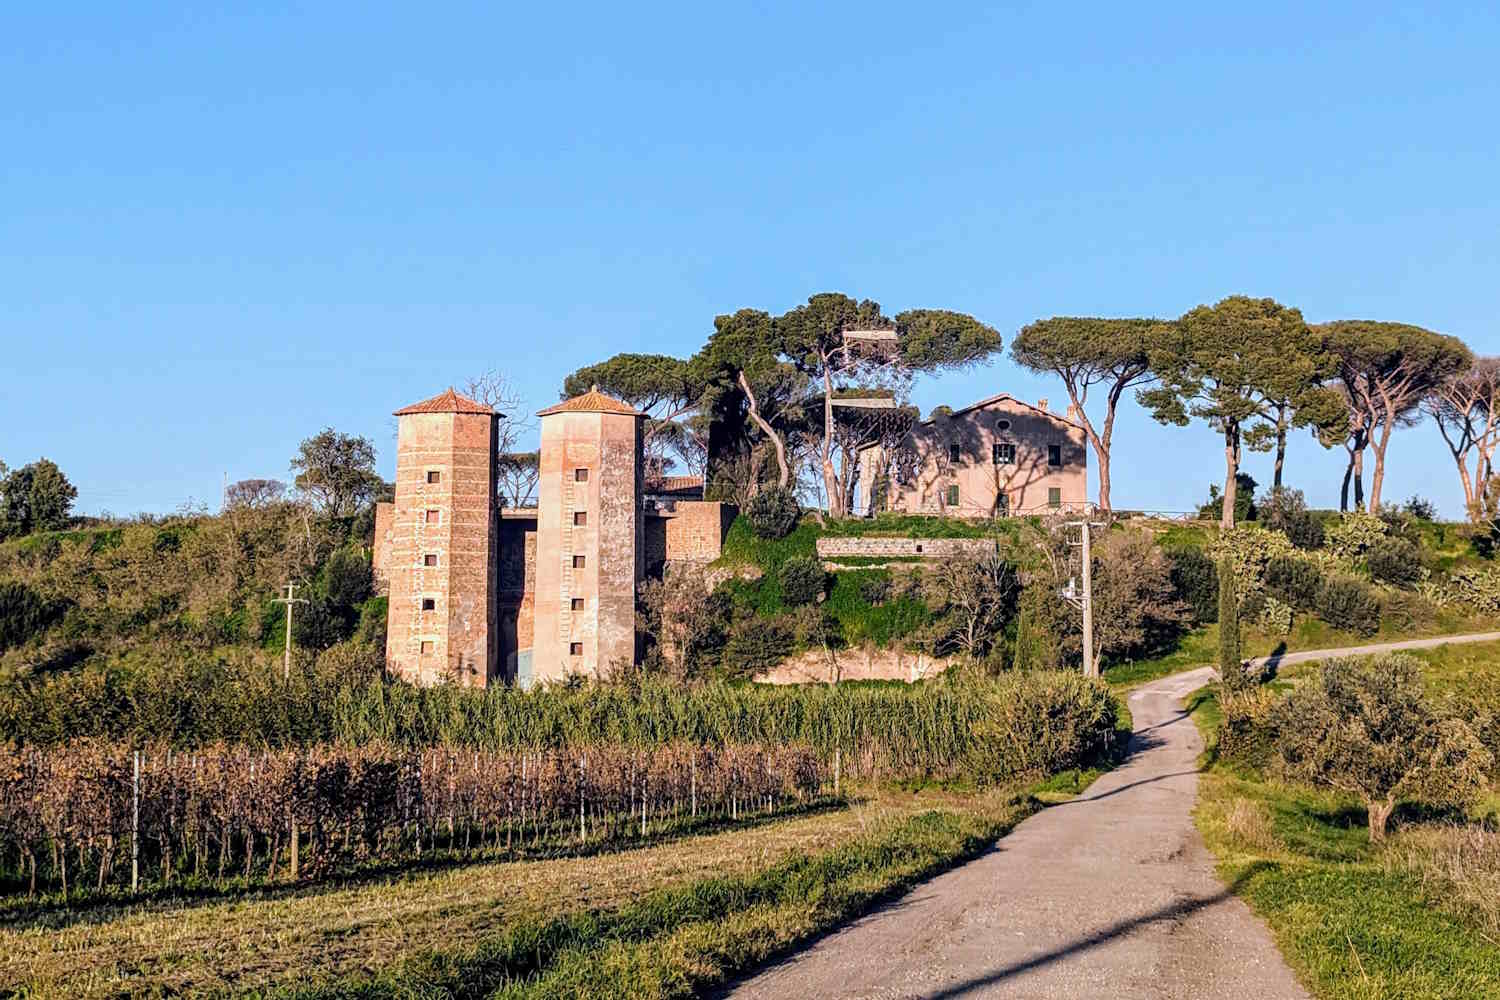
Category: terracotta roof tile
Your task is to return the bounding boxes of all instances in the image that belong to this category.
[393,388,496,417]
[537,386,643,417]
[646,475,704,494]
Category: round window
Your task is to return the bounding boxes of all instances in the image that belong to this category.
[997,419,1011,431]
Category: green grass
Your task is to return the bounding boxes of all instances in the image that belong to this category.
[284,788,1037,999]
[1187,685,1500,998]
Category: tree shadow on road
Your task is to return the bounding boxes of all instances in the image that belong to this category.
[918,863,1273,999]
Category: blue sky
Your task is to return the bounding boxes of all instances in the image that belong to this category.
[4,3,1497,517]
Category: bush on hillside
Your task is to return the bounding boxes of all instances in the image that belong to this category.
[1327,511,1387,562]
[779,556,827,606]
[1169,548,1218,624]
[746,488,800,539]
[858,574,891,606]
[1366,536,1423,587]
[1403,495,1437,521]
[1212,524,1296,594]
[0,582,67,652]
[1199,473,1258,523]
[1265,555,1323,610]
[1259,487,1324,550]
[1449,565,1500,615]
[1272,654,1492,841]
[722,616,793,678]
[1314,575,1381,636]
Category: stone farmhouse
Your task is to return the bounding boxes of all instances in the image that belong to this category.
[372,386,733,689]
[856,393,1088,517]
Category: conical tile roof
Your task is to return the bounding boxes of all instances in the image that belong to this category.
[393,387,496,417]
[536,385,642,417]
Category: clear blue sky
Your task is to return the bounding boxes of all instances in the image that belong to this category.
[4,3,1497,517]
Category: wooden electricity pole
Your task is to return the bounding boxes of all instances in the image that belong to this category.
[1062,505,1107,678]
[273,582,308,681]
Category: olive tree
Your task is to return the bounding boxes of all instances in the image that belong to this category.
[1273,654,1492,841]
[1139,297,1340,528]
[1011,317,1160,512]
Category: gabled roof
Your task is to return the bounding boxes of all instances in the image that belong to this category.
[645,475,704,495]
[921,392,1080,428]
[393,387,497,416]
[537,385,643,417]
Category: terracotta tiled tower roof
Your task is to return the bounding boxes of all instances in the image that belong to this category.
[393,387,497,417]
[536,385,643,417]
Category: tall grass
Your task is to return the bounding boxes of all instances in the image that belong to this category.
[330,671,1117,783]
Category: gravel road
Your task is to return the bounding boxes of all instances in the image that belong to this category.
[722,666,1309,1000]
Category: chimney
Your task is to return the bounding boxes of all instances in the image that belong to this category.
[1037,398,1049,413]
[1066,403,1080,422]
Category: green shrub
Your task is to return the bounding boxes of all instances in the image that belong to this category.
[1265,555,1323,610]
[1168,548,1218,624]
[1198,472,1257,523]
[722,617,793,677]
[324,545,373,607]
[746,488,800,540]
[858,574,892,606]
[1258,596,1293,636]
[1217,687,1280,771]
[1315,575,1381,636]
[1327,511,1387,562]
[1366,536,1423,587]
[779,556,827,606]
[0,581,66,651]
[1210,524,1295,591]
[1259,487,1324,549]
[1448,565,1500,614]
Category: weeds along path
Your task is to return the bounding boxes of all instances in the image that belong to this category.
[724,667,1311,1000]
[0,796,922,998]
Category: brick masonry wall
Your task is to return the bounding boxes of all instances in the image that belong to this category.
[384,411,497,688]
[815,536,998,559]
[663,501,735,564]
[498,513,536,683]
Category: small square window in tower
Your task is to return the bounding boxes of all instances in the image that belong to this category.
[426,470,441,484]
[572,554,586,569]
[424,509,440,524]
[574,468,589,482]
[421,598,435,611]
[420,640,434,655]
[423,553,438,567]
[573,511,587,526]
[948,443,961,464]
[571,597,585,611]
[569,642,584,656]
[1047,445,1062,467]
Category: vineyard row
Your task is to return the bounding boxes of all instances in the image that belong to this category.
[0,741,828,898]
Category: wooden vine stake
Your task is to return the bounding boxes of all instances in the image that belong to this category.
[130,750,140,893]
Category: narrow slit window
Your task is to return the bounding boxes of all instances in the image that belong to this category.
[572,554,586,569]
[574,511,587,526]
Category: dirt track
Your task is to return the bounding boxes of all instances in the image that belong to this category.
[723,666,1309,1000]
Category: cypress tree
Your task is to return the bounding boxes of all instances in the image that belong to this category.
[1218,555,1244,689]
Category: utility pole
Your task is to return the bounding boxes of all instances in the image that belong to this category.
[1061,504,1107,678]
[273,582,308,681]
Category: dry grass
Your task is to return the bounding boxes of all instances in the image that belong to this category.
[1385,824,1500,941]
[1222,796,1281,854]
[0,788,976,998]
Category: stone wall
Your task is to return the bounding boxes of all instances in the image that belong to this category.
[371,501,394,595]
[664,501,736,563]
[815,536,997,559]
[754,646,954,685]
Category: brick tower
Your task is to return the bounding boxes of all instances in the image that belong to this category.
[383,388,499,686]
[531,386,643,684]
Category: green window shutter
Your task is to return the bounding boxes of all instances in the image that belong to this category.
[1048,487,1061,508]
[947,484,959,507]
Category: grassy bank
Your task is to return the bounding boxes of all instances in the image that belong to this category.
[2,785,1039,999]
[1188,685,1500,999]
